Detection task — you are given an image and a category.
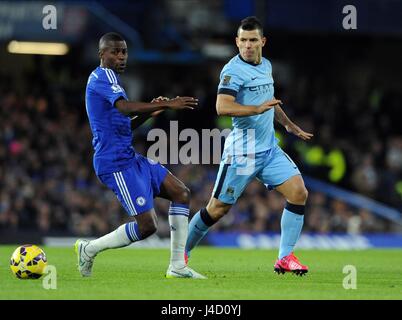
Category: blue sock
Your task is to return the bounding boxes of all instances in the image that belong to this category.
[279,204,304,259]
[125,221,142,242]
[185,208,213,255]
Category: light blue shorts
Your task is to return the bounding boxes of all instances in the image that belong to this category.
[212,145,301,204]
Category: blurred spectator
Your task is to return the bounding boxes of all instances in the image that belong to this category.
[1,37,401,238]
[352,154,379,197]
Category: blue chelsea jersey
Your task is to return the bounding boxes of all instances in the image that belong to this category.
[217,54,277,156]
[85,66,133,176]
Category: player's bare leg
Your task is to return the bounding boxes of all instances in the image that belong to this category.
[158,172,206,279]
[206,197,233,220]
[276,175,308,206]
[274,175,309,276]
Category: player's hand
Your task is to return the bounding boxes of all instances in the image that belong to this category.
[257,99,282,114]
[166,96,198,110]
[150,96,169,116]
[285,124,314,141]
[151,96,169,103]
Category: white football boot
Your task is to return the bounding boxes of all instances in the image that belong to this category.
[165,264,207,279]
[75,239,95,277]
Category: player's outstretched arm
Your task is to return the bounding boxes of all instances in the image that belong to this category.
[274,104,314,141]
[116,96,198,116]
[216,94,281,117]
[130,97,167,130]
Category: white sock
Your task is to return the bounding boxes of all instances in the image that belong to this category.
[168,203,190,269]
[85,222,139,257]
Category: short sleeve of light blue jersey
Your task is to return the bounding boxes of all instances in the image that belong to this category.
[89,71,128,106]
[217,64,245,97]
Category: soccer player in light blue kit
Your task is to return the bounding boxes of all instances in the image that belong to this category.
[76,32,206,279]
[186,17,313,275]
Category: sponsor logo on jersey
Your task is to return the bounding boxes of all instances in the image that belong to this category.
[111,83,124,93]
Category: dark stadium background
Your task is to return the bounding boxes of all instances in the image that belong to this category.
[0,0,401,248]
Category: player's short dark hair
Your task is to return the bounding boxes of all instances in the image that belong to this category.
[99,32,125,49]
[237,16,264,37]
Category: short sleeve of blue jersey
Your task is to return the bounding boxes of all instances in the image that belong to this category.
[217,65,244,97]
[90,72,128,106]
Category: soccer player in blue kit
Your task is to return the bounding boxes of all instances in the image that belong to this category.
[185,17,313,275]
[76,32,205,279]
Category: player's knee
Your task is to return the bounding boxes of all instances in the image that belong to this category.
[136,213,158,239]
[292,186,308,204]
[140,221,157,239]
[207,200,230,220]
[215,207,229,220]
[174,185,191,205]
[213,212,225,220]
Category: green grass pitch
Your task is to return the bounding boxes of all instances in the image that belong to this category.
[0,246,401,300]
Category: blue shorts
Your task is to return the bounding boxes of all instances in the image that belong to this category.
[98,154,168,215]
[212,145,301,204]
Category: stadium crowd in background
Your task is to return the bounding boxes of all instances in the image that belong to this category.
[1,49,400,237]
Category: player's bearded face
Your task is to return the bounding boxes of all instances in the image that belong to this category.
[100,41,128,74]
[236,29,266,64]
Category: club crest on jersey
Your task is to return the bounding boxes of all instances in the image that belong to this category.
[136,196,146,206]
[111,83,124,93]
[222,75,231,85]
[226,186,235,195]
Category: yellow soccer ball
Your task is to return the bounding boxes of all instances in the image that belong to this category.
[10,244,48,279]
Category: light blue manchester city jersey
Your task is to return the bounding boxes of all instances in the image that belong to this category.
[218,54,277,156]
